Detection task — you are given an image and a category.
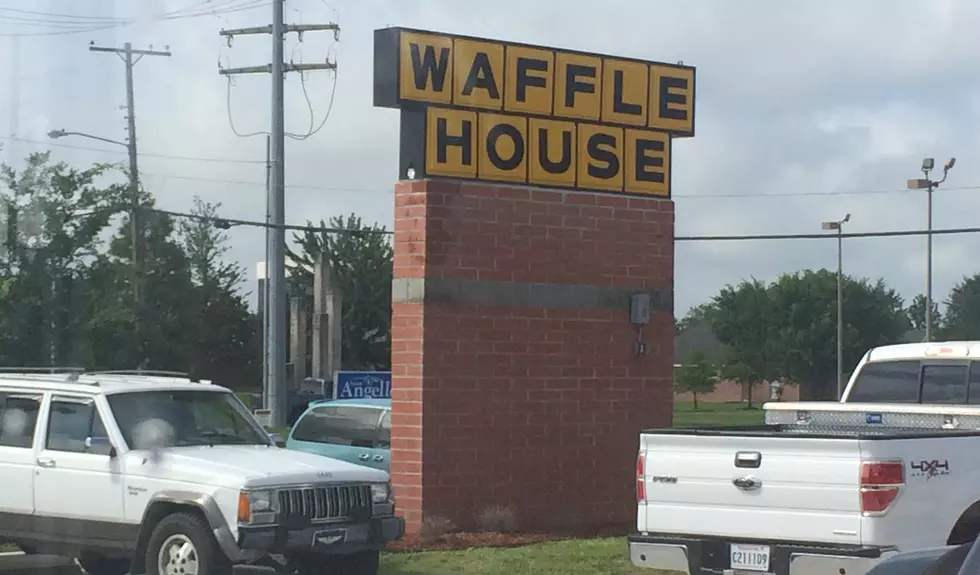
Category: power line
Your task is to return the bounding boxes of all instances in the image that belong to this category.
[143,205,980,242]
[0,136,266,165]
[7,136,980,198]
[0,1,270,36]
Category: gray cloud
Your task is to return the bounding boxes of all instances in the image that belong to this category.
[5,0,980,316]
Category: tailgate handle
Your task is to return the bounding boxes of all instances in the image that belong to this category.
[734,451,762,468]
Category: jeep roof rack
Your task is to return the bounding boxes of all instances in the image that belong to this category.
[0,366,85,374]
[88,370,192,378]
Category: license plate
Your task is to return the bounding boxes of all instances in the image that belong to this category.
[730,543,771,572]
[311,529,346,547]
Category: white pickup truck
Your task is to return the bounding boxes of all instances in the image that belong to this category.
[0,370,403,575]
[629,340,980,575]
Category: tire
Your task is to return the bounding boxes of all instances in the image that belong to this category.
[144,511,230,575]
[294,550,381,575]
[337,550,380,575]
[76,554,131,575]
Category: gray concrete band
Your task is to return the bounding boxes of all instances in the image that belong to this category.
[392,277,672,313]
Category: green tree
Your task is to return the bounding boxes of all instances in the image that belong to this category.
[178,196,259,387]
[674,349,717,410]
[0,152,123,367]
[286,214,393,370]
[86,195,197,370]
[943,274,980,340]
[907,294,942,334]
[709,278,779,391]
[709,270,908,400]
[718,356,762,408]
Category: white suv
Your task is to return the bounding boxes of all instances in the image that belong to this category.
[0,370,403,575]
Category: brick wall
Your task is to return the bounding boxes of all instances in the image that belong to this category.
[390,179,674,535]
[673,380,800,403]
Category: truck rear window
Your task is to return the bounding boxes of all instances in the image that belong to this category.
[846,360,922,403]
[847,360,980,404]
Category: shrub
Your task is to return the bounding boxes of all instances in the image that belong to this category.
[475,505,518,533]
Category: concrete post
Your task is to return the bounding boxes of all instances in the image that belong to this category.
[289,295,307,390]
[312,252,343,381]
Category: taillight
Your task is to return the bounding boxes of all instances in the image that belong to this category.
[636,453,646,503]
[860,460,904,516]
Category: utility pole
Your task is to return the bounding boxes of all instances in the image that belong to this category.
[6,36,21,167]
[90,42,171,366]
[219,4,338,427]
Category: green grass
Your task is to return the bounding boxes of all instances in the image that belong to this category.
[380,537,667,575]
[673,401,765,427]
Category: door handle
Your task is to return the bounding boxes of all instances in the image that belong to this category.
[36,458,56,468]
[358,453,370,461]
[372,455,384,462]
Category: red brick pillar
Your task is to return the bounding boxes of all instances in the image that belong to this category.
[389,179,674,535]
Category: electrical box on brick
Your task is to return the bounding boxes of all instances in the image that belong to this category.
[630,293,651,325]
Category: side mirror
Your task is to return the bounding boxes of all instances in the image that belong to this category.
[86,436,117,457]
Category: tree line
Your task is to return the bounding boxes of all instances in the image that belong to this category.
[0,153,393,389]
[675,268,980,404]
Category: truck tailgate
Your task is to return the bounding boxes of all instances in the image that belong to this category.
[639,432,864,545]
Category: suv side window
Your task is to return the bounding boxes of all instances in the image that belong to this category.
[845,360,921,403]
[0,392,42,448]
[920,364,969,404]
[291,406,385,448]
[46,397,111,455]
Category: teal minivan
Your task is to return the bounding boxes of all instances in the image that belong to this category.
[285,398,391,472]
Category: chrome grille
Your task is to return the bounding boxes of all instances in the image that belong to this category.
[278,485,371,521]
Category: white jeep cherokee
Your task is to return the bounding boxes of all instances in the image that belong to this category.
[0,370,404,575]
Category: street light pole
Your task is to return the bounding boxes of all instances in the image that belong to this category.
[908,157,956,342]
[822,214,850,399]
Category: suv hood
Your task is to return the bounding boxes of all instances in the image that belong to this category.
[125,445,389,488]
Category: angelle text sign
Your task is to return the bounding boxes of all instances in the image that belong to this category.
[373,27,695,198]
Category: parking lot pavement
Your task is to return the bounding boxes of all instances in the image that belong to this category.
[0,553,77,574]
[0,553,273,574]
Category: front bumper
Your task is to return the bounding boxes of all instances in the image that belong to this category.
[628,533,893,575]
[235,516,404,557]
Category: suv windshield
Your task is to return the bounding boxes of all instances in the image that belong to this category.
[107,391,269,448]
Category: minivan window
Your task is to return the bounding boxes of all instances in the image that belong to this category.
[291,406,385,448]
[377,410,391,449]
[845,360,921,403]
[920,364,968,404]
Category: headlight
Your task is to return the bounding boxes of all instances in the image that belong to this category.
[249,489,275,512]
[370,483,391,503]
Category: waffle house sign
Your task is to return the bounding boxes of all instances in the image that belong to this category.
[373,28,695,198]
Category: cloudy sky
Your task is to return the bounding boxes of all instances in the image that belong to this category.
[3,0,980,316]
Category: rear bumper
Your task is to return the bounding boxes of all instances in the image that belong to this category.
[628,533,892,575]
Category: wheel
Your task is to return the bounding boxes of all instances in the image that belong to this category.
[292,550,380,575]
[144,511,230,575]
[75,553,130,575]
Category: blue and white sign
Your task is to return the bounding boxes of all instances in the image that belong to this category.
[333,371,392,400]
